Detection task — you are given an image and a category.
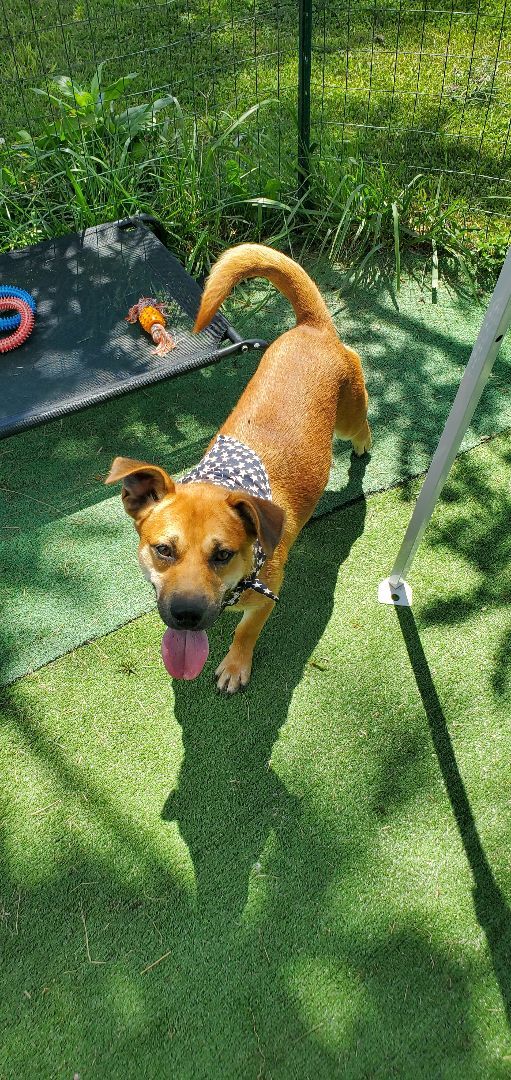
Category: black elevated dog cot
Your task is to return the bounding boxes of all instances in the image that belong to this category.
[0,215,266,439]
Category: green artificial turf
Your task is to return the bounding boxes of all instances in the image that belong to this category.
[1,432,511,1079]
[1,271,511,685]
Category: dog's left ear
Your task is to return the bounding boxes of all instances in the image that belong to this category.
[227,492,285,557]
[105,456,175,519]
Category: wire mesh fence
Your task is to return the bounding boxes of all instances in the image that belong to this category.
[1,0,509,253]
[312,0,511,223]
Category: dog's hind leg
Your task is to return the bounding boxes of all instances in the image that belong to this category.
[334,349,372,456]
[349,418,372,456]
[335,399,372,457]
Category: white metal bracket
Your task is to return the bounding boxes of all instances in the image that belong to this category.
[378,577,413,607]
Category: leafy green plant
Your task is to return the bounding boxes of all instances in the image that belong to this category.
[0,63,505,290]
[3,66,182,244]
[21,63,176,147]
[0,79,287,273]
[149,99,295,271]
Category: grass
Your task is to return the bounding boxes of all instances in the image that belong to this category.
[0,0,509,280]
[1,431,511,1077]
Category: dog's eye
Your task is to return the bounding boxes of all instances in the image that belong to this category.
[154,543,176,560]
[213,548,234,564]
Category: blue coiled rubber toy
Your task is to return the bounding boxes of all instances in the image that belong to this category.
[0,286,37,331]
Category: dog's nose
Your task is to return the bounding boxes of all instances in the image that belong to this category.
[169,596,207,630]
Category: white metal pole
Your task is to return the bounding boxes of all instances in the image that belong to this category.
[379,248,511,607]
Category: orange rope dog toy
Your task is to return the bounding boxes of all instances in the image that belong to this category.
[125,297,176,356]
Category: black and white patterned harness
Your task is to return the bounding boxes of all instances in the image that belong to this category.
[181,435,279,607]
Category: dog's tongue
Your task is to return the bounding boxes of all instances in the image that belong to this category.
[161,626,209,680]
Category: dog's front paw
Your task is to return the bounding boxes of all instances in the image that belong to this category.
[215,649,253,694]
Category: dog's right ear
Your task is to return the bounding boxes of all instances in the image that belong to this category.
[105,457,175,519]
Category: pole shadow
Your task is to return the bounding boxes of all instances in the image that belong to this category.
[397,605,511,1029]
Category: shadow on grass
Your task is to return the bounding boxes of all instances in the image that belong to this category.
[0,514,135,685]
[163,454,368,920]
[397,605,511,1030]
[1,463,490,1076]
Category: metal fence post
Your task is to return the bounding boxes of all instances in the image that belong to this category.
[298,0,312,197]
[378,247,511,607]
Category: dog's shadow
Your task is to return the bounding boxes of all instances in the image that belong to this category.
[162,454,368,921]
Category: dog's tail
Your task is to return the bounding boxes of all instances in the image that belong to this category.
[193,243,331,333]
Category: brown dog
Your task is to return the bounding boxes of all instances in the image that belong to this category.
[106,244,371,692]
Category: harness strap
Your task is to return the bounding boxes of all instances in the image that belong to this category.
[222,575,279,608]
